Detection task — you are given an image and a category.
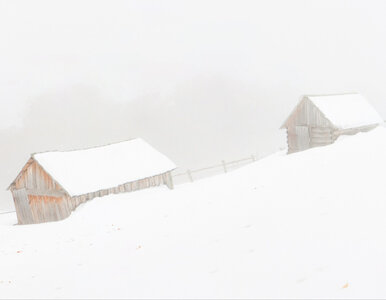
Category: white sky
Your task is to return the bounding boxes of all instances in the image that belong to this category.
[1,0,386,128]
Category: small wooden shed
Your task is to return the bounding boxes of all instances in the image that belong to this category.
[281,93,383,153]
[8,138,176,225]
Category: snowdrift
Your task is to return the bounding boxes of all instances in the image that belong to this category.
[1,127,386,299]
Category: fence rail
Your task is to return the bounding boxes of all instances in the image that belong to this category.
[0,210,15,215]
[172,154,260,183]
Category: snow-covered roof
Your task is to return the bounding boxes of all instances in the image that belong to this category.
[32,139,176,196]
[307,94,383,129]
[281,93,383,129]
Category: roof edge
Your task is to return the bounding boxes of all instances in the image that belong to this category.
[32,137,140,157]
[7,157,34,191]
[32,158,71,197]
[304,92,359,98]
[7,157,71,197]
[280,96,307,129]
[67,167,177,198]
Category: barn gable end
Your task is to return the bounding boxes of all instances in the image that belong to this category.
[282,97,336,153]
[281,97,334,130]
[9,158,72,224]
[9,158,68,194]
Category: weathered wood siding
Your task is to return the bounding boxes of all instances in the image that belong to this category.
[286,98,334,153]
[11,188,72,224]
[333,124,378,137]
[12,188,34,225]
[70,171,173,208]
[10,159,72,224]
[309,127,335,148]
[285,98,333,129]
[12,159,65,192]
[10,159,174,225]
[28,194,72,223]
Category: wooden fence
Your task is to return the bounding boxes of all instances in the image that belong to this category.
[0,210,15,215]
[172,154,260,184]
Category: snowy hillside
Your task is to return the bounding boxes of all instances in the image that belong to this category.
[2,127,386,298]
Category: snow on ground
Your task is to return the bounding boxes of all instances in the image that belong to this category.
[2,127,386,299]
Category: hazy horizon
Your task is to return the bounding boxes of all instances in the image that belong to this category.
[1,0,386,210]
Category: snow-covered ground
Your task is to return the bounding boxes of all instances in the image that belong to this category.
[2,127,386,299]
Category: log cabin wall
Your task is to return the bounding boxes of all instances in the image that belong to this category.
[286,98,335,153]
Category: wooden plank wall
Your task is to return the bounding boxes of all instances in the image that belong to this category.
[70,172,172,209]
[287,99,336,153]
[286,99,335,153]
[309,127,334,148]
[11,188,72,224]
[12,188,34,225]
[295,126,310,151]
[10,159,72,224]
[285,98,333,130]
[12,159,64,192]
[28,195,72,223]
[333,124,378,137]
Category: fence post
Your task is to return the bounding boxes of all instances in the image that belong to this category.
[251,154,256,161]
[222,160,227,173]
[187,169,193,182]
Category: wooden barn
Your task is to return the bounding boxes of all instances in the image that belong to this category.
[8,139,176,225]
[281,93,383,153]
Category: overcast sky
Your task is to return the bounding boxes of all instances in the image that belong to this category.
[2,0,386,126]
[1,0,386,208]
